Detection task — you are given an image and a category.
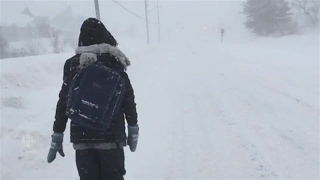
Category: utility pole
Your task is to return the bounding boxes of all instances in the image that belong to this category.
[221,28,225,43]
[156,0,161,43]
[94,0,101,20]
[144,0,150,44]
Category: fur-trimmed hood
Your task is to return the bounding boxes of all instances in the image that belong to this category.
[75,43,131,70]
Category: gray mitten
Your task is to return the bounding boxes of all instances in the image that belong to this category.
[47,133,65,163]
[127,124,139,152]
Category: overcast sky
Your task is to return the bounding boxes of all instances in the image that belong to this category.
[0,0,245,28]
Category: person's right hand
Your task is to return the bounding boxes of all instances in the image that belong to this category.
[47,133,65,163]
[127,125,139,152]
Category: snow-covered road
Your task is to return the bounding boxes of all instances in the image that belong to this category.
[1,35,319,179]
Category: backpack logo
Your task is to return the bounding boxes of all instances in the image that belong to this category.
[81,100,99,109]
[66,63,125,132]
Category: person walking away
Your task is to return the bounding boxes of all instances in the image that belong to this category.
[47,17,139,180]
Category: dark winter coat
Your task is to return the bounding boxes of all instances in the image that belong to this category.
[53,43,138,145]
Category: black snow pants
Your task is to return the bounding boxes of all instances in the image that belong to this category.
[75,148,126,180]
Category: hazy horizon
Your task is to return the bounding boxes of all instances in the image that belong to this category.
[0,0,245,32]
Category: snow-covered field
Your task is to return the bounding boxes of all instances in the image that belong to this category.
[1,33,319,179]
[7,37,76,57]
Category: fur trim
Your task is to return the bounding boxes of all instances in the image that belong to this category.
[79,53,98,67]
[75,44,130,69]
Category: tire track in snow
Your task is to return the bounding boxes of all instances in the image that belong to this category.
[162,46,281,179]
[212,69,318,179]
[200,79,280,179]
[165,46,280,178]
[162,48,233,179]
[165,75,207,178]
[194,46,283,178]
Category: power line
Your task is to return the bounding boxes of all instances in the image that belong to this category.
[111,0,154,24]
[144,0,150,44]
[110,0,156,25]
[110,0,158,44]
[156,0,161,43]
[94,0,101,20]
[111,0,145,20]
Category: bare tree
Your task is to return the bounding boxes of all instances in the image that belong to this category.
[25,40,43,56]
[292,0,320,27]
[50,28,64,54]
[0,35,9,59]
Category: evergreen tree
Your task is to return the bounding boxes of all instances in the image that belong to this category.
[243,0,297,36]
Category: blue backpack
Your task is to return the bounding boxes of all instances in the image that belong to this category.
[66,62,126,132]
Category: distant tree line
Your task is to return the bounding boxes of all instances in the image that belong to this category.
[0,27,70,59]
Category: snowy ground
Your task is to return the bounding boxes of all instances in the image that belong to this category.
[1,34,319,179]
[7,37,76,57]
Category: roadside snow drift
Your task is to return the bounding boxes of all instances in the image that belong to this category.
[1,34,319,179]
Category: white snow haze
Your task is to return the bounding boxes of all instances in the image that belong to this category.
[0,0,319,179]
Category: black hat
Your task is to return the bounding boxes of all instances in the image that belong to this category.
[78,18,118,47]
